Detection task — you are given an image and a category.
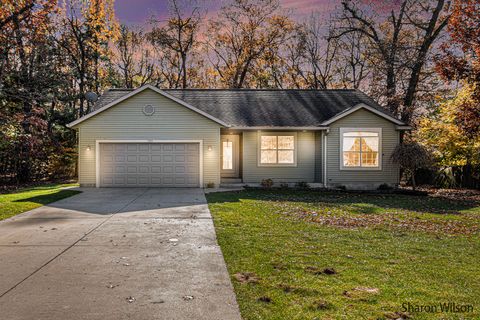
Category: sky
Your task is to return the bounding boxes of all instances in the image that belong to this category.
[114,0,340,26]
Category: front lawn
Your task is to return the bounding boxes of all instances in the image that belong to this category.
[0,183,80,221]
[207,189,480,320]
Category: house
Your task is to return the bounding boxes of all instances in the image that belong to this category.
[67,84,410,189]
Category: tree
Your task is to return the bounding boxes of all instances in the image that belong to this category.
[56,0,118,117]
[435,0,480,138]
[391,141,432,190]
[0,0,76,183]
[0,0,36,32]
[148,0,203,89]
[332,0,451,122]
[337,30,370,89]
[206,0,294,88]
[417,85,480,187]
[113,25,155,88]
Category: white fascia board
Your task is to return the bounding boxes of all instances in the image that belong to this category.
[320,103,405,126]
[67,84,230,128]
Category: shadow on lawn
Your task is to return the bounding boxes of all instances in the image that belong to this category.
[207,189,480,215]
[12,190,81,206]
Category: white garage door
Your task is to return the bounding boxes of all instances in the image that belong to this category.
[99,143,200,187]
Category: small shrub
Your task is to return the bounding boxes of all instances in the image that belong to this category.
[279,183,289,189]
[261,178,274,188]
[337,185,347,190]
[377,183,393,191]
[391,142,432,190]
[295,181,310,189]
[205,182,215,188]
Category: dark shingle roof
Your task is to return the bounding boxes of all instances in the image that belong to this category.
[93,88,398,127]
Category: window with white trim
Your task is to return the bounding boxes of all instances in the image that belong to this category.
[341,129,381,169]
[259,133,296,165]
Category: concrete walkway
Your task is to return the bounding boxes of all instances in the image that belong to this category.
[0,188,241,320]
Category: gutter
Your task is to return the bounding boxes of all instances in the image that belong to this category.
[228,126,330,131]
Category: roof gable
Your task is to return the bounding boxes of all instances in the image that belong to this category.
[67,85,230,128]
[320,103,405,126]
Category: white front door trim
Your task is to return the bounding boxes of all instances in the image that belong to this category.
[95,139,204,188]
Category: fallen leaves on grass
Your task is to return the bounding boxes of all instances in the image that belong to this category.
[272,201,479,236]
[323,267,337,275]
[305,266,337,275]
[257,296,271,303]
[344,287,380,300]
[428,188,480,202]
[234,272,260,284]
[277,283,321,296]
[310,299,332,310]
[383,311,411,319]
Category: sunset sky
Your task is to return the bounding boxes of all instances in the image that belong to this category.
[114,0,339,25]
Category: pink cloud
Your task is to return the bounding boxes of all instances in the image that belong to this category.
[115,0,338,25]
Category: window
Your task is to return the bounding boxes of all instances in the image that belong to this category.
[259,133,296,166]
[222,141,233,170]
[340,129,381,169]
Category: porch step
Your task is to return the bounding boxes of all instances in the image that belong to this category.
[219,184,247,189]
[221,178,242,184]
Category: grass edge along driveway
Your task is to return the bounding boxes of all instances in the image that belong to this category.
[0,183,80,221]
[207,189,480,320]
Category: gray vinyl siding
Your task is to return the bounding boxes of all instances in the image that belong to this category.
[76,89,221,187]
[242,131,316,183]
[325,109,400,186]
[314,131,323,183]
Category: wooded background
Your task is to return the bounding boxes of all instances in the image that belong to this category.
[1,0,478,188]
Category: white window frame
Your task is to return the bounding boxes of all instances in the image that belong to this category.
[257,132,297,167]
[339,128,382,171]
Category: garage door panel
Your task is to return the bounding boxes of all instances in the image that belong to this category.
[138,144,149,152]
[137,176,149,184]
[175,155,185,162]
[114,166,126,173]
[151,166,161,173]
[100,143,200,187]
[175,144,185,151]
[115,144,126,152]
[138,166,149,173]
[127,166,137,173]
[160,144,171,151]
[175,166,185,173]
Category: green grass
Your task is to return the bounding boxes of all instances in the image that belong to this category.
[207,190,480,320]
[0,183,80,221]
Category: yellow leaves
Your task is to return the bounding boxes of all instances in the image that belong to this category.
[416,83,480,166]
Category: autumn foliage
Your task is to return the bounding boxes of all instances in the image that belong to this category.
[435,0,480,138]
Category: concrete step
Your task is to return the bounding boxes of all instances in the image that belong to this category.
[221,178,242,184]
[219,183,248,188]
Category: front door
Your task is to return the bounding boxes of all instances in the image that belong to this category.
[221,135,240,178]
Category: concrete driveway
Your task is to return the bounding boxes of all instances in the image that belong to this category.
[0,188,241,320]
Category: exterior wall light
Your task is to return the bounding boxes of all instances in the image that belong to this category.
[207,146,212,151]
[86,145,91,151]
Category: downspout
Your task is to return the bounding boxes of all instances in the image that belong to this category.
[320,131,324,184]
[323,129,329,188]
